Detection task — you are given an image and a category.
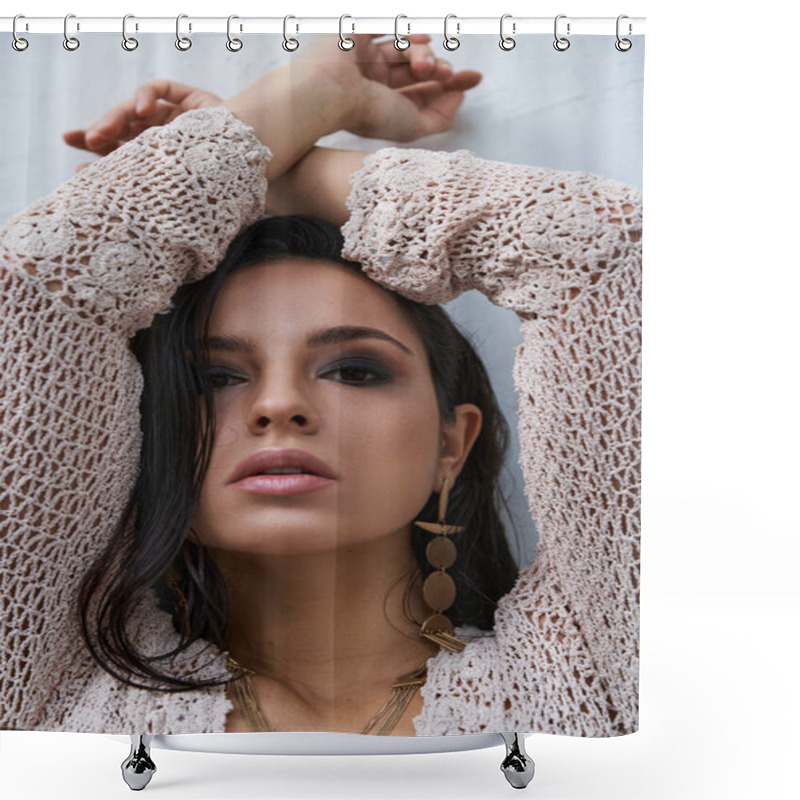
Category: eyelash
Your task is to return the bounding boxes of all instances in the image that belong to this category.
[203,359,392,392]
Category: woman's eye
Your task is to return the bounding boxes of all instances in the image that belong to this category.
[204,370,242,391]
[324,361,390,386]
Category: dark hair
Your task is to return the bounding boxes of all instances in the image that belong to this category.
[78,215,521,692]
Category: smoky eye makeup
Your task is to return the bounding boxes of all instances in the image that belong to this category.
[319,354,395,385]
[200,349,398,392]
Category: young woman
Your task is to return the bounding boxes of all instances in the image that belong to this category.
[0,34,642,738]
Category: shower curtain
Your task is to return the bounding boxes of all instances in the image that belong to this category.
[0,23,644,739]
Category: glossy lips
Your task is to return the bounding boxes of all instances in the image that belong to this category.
[228,448,337,495]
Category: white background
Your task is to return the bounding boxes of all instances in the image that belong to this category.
[1,1,798,799]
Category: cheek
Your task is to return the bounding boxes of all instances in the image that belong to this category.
[337,390,442,517]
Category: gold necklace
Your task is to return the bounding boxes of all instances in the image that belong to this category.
[225,656,429,736]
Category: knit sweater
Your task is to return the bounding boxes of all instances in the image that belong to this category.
[0,107,642,738]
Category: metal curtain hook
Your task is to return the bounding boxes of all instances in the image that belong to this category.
[616,14,632,51]
[227,15,243,51]
[63,13,80,51]
[176,14,192,51]
[12,14,29,51]
[554,14,570,51]
[339,14,355,50]
[122,14,139,51]
[394,15,410,51]
[283,15,299,51]
[444,14,460,51]
[499,14,516,51]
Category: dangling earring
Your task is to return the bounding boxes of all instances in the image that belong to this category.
[413,476,468,654]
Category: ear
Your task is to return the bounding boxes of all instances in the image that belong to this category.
[438,403,483,489]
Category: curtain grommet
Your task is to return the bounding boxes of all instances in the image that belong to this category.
[499,14,516,51]
[553,15,570,52]
[282,15,299,51]
[121,14,138,51]
[226,15,243,52]
[394,15,411,51]
[443,14,460,51]
[176,14,192,51]
[63,13,80,51]
[12,15,29,51]
[338,14,355,51]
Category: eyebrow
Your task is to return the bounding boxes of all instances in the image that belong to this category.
[206,326,415,357]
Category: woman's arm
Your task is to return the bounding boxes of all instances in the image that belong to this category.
[264,146,370,226]
[335,147,642,737]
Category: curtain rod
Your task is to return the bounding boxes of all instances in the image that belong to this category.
[0,16,646,37]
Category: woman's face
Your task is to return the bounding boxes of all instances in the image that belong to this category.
[189,257,448,557]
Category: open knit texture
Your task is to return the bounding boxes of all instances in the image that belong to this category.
[0,106,641,737]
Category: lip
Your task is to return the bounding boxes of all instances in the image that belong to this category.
[228,448,338,485]
[231,473,335,496]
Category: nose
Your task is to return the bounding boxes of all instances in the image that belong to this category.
[246,367,320,434]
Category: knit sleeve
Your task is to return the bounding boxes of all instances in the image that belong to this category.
[341,147,642,737]
[0,106,270,336]
[0,107,270,730]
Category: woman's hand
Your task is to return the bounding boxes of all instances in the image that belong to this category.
[305,33,482,142]
[62,82,223,157]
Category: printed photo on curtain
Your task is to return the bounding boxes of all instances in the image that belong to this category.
[0,28,643,739]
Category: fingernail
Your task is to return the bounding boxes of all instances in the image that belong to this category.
[424,53,436,65]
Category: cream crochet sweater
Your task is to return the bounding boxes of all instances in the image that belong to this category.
[0,107,642,738]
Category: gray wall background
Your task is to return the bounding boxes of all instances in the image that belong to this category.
[0,33,644,567]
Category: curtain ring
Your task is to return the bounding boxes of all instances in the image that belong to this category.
[63,13,80,51]
[443,14,460,51]
[499,14,515,51]
[394,15,410,51]
[122,14,139,51]
[338,14,355,50]
[283,15,299,51]
[227,15,243,51]
[615,15,632,51]
[554,14,570,51]
[176,14,192,51]
[12,15,29,51]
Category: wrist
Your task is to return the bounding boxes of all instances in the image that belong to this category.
[223,62,354,181]
[269,146,369,227]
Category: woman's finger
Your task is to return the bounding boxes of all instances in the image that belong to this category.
[370,37,456,90]
[131,80,208,115]
[373,34,433,66]
[408,69,482,96]
[62,129,92,152]
[64,102,172,154]
[63,135,125,157]
[82,80,213,146]
[389,57,455,89]
[84,98,149,146]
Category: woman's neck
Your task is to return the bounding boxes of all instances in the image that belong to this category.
[207,526,438,708]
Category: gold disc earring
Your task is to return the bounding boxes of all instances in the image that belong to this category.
[414,476,468,653]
